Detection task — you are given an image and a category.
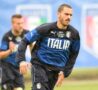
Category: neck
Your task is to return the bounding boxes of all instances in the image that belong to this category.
[57,21,67,30]
[12,29,23,36]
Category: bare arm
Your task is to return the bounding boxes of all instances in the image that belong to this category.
[0,50,12,59]
[29,42,36,52]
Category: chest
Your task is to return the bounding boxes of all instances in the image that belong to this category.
[41,30,73,50]
[7,34,24,44]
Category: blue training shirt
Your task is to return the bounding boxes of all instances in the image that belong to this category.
[0,30,28,66]
[22,22,80,68]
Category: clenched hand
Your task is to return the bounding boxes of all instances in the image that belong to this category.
[19,61,31,74]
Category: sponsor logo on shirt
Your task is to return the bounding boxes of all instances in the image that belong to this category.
[47,38,70,50]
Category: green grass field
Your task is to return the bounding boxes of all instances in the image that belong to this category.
[55,80,98,90]
[25,80,98,90]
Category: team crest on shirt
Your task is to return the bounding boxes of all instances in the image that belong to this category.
[57,31,65,38]
[36,83,41,89]
[15,37,22,42]
[66,31,71,38]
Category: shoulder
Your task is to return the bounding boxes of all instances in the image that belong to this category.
[36,22,55,30]
[35,22,56,34]
[68,25,79,34]
[68,25,80,39]
[4,30,11,36]
[2,30,12,40]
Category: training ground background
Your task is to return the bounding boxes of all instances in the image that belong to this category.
[0,0,98,90]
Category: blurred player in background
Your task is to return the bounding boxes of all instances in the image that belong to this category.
[16,4,80,90]
[0,14,28,90]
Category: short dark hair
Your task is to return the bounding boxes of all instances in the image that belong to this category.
[12,14,23,20]
[58,4,72,12]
